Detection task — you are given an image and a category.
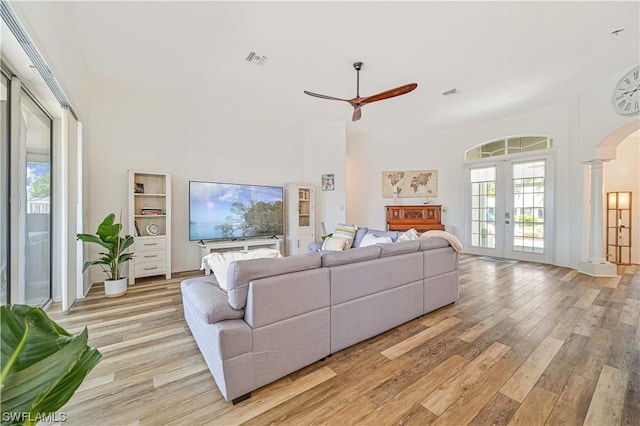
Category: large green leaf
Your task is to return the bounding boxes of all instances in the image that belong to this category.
[0,305,101,425]
[77,212,133,281]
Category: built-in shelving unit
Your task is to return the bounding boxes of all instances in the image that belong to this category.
[128,170,172,284]
[606,191,632,265]
[285,184,315,255]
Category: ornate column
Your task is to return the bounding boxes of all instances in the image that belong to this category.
[578,160,617,276]
[588,160,606,263]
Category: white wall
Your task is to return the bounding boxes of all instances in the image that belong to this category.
[604,133,640,264]
[579,69,640,162]
[86,75,305,280]
[303,123,346,237]
[347,103,574,266]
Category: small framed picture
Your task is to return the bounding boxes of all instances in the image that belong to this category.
[322,174,335,191]
[134,183,145,194]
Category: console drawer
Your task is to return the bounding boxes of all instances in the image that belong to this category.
[135,237,166,252]
[136,250,166,262]
[135,260,166,277]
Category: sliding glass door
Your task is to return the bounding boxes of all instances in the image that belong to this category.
[2,71,53,307]
[1,74,8,305]
[22,91,53,306]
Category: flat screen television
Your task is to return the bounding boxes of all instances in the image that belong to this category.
[189,181,284,242]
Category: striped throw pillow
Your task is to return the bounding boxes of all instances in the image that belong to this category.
[333,223,357,248]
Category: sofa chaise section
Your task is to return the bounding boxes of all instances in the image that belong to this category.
[181,252,329,403]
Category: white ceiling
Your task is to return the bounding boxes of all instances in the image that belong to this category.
[26,1,640,131]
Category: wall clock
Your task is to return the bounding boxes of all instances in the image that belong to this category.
[612,65,640,116]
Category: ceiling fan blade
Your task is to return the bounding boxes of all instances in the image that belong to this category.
[303,91,350,103]
[360,83,418,105]
[352,107,362,122]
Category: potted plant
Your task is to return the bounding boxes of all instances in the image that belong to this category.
[77,212,134,297]
[0,304,102,425]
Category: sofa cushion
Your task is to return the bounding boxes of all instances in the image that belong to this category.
[398,228,419,241]
[201,248,282,291]
[418,237,450,251]
[227,251,321,310]
[352,227,369,247]
[333,223,357,247]
[359,233,392,247]
[378,240,420,257]
[321,236,350,251]
[181,276,244,324]
[367,229,399,242]
[321,245,381,267]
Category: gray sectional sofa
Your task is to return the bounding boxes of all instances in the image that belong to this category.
[181,237,459,403]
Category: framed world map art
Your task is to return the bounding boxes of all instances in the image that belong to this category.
[382,170,438,198]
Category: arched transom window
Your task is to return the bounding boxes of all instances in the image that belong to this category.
[465,136,553,160]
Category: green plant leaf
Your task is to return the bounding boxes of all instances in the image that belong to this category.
[0,306,101,423]
[77,212,133,282]
[96,213,116,239]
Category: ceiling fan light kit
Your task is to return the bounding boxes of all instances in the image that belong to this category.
[304,61,418,121]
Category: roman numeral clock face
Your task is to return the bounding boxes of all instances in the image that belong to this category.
[613,66,640,116]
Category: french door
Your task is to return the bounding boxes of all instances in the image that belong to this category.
[465,155,554,264]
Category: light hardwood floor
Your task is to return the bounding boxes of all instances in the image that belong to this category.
[48,255,639,425]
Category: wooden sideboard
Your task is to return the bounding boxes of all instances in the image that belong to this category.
[386,205,445,232]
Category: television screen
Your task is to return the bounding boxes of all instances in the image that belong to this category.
[189,181,284,241]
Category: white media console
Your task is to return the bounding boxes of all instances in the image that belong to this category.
[198,238,282,275]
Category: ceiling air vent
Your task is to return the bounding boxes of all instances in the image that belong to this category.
[442,88,461,97]
[245,51,268,66]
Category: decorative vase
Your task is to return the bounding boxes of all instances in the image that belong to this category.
[104,277,127,298]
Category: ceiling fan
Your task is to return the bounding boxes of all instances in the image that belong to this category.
[304,62,417,122]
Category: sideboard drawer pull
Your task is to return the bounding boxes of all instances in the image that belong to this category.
[144,243,158,246]
[144,266,158,271]
[144,255,157,258]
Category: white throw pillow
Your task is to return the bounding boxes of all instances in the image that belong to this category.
[321,236,350,251]
[202,248,282,291]
[398,228,419,241]
[359,233,393,247]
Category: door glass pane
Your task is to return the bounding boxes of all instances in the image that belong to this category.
[22,92,52,306]
[470,166,496,249]
[1,75,8,305]
[512,160,545,254]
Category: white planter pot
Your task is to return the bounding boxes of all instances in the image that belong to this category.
[104,277,127,298]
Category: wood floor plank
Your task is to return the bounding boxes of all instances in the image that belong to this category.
[357,355,468,425]
[573,304,606,336]
[47,257,639,425]
[422,341,511,415]
[545,373,597,425]
[430,357,520,426]
[273,355,416,425]
[381,316,462,360]
[500,336,564,402]
[468,392,520,426]
[584,365,629,426]
[209,366,337,425]
[619,297,640,326]
[459,307,513,342]
[507,386,558,426]
[536,332,589,395]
